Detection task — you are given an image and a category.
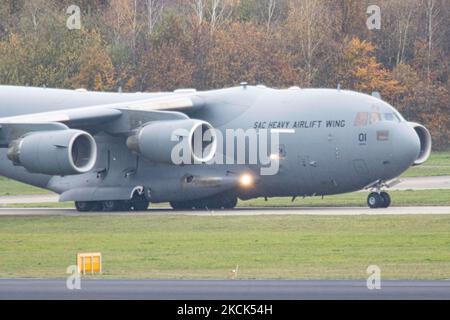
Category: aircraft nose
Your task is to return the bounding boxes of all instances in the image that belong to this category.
[397,123,421,167]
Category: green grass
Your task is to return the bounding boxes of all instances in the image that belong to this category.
[402,166,450,178]
[421,152,450,166]
[0,215,449,280]
[0,177,49,196]
[401,151,450,177]
[241,190,450,207]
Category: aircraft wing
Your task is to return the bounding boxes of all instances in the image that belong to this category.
[0,95,204,144]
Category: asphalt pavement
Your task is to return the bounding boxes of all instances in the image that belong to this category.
[1,279,449,300]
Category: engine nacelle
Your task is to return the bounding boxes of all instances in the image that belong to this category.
[126,119,217,164]
[409,122,432,166]
[7,130,97,175]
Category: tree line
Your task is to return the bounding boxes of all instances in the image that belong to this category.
[0,0,449,149]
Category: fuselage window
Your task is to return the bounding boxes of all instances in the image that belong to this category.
[354,112,369,126]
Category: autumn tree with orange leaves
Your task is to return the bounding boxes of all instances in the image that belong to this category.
[0,0,448,149]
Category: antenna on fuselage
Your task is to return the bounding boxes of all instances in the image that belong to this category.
[372,91,382,100]
[337,83,341,91]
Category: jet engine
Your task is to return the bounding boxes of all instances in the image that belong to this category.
[7,130,97,175]
[409,122,432,166]
[126,119,217,164]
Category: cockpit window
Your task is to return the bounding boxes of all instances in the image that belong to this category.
[355,111,401,126]
[354,112,369,126]
[370,112,381,124]
[383,113,400,122]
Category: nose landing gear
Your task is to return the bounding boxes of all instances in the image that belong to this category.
[365,180,393,209]
[367,192,391,209]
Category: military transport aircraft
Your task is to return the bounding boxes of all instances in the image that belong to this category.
[0,84,431,211]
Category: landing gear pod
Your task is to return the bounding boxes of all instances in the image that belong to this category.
[7,130,97,176]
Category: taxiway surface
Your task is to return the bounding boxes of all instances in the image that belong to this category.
[1,279,449,300]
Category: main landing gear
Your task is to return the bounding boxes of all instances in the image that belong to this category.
[367,191,391,209]
[170,192,238,210]
[75,194,149,212]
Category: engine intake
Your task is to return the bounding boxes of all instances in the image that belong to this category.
[127,119,217,164]
[409,122,432,166]
[7,130,97,175]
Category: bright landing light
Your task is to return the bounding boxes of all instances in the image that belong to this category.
[239,174,254,188]
[269,154,280,161]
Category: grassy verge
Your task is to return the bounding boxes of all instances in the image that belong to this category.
[0,215,449,280]
[0,177,49,196]
[240,190,450,207]
[401,151,450,177]
[401,166,450,178]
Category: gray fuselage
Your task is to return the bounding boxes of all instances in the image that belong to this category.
[0,85,421,203]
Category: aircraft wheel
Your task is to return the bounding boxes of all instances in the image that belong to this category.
[102,200,122,212]
[90,202,102,212]
[131,200,149,211]
[120,201,133,211]
[219,194,238,209]
[170,201,193,210]
[380,192,391,208]
[171,194,238,211]
[75,201,94,212]
[367,192,383,209]
[192,199,209,210]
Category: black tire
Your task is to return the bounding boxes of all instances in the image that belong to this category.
[367,192,383,209]
[120,201,133,211]
[131,200,149,211]
[170,201,193,210]
[380,192,391,208]
[75,201,93,212]
[102,200,122,212]
[171,193,238,211]
[90,201,102,212]
[221,194,238,209]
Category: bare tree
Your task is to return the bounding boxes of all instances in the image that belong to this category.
[424,0,442,79]
[287,0,332,85]
[192,0,205,27]
[208,0,233,35]
[146,0,164,35]
[265,0,277,33]
[23,0,53,32]
[381,0,419,66]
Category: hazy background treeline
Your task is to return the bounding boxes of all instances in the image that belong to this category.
[0,0,449,149]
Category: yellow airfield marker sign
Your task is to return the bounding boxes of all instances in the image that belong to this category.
[77,253,102,275]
